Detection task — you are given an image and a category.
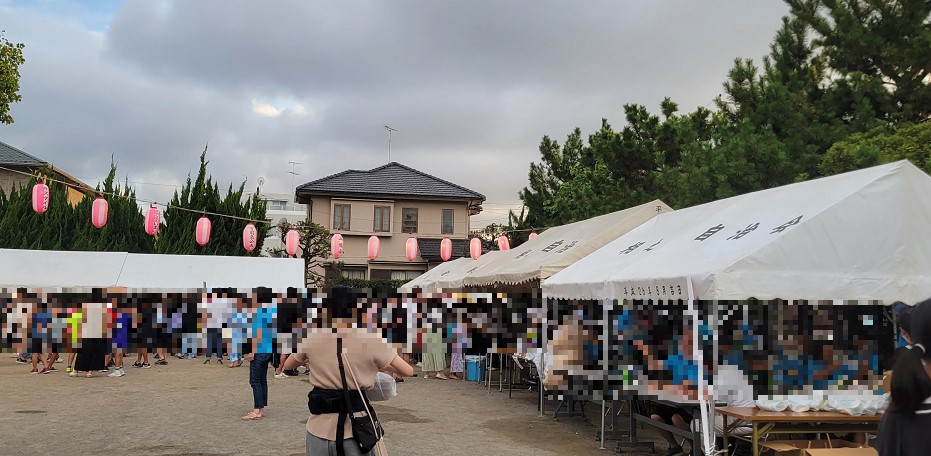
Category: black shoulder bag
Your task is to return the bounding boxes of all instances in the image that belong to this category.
[337,337,384,455]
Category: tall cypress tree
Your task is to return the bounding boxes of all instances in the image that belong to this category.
[71,163,154,253]
[155,148,268,256]
[0,171,74,250]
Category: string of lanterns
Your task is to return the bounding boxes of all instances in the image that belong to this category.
[22,168,541,263]
[27,178,302,257]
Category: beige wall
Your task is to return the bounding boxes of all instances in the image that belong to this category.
[0,168,30,197]
[0,168,89,207]
[307,195,471,279]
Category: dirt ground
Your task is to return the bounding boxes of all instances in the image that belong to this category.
[0,355,665,456]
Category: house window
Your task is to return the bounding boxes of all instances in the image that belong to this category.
[342,269,366,280]
[442,209,454,235]
[390,270,423,281]
[402,208,418,234]
[374,206,391,232]
[333,204,351,231]
[267,200,287,211]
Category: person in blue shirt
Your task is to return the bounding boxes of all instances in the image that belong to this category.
[650,327,700,456]
[243,291,277,421]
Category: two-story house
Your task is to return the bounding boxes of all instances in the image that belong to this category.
[295,162,485,282]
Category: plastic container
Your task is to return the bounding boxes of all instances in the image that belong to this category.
[465,355,485,382]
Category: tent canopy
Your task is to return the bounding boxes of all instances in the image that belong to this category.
[400,251,504,291]
[463,200,672,287]
[399,257,472,291]
[0,249,305,289]
[543,161,931,303]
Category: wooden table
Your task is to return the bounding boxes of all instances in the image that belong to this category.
[717,406,881,456]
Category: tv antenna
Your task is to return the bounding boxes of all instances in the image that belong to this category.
[384,125,397,163]
[288,162,302,190]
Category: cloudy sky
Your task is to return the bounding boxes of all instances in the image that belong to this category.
[2,0,789,228]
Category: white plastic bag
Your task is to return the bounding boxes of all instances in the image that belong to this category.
[367,372,398,402]
[755,398,789,412]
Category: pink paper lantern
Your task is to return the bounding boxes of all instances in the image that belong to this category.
[405,236,418,261]
[91,197,109,228]
[528,231,537,240]
[331,233,344,259]
[285,229,300,257]
[497,234,510,251]
[242,223,258,252]
[144,205,160,236]
[367,235,380,260]
[440,237,453,261]
[31,182,50,214]
[195,216,211,246]
[470,238,482,260]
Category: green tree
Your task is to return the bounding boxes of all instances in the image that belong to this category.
[0,31,25,125]
[518,130,583,229]
[820,122,931,175]
[155,148,268,256]
[268,218,331,286]
[71,162,154,253]
[787,0,931,121]
[0,172,75,250]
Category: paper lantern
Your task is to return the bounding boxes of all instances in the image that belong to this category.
[91,197,109,228]
[285,229,300,257]
[242,223,258,252]
[470,238,482,260]
[367,235,380,260]
[440,237,453,261]
[331,233,344,259]
[31,182,50,214]
[195,216,211,246]
[405,236,418,261]
[528,231,537,240]
[497,234,510,251]
[144,205,160,236]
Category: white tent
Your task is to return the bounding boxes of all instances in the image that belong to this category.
[399,257,472,291]
[430,251,504,290]
[463,200,672,287]
[543,161,931,303]
[543,160,931,455]
[0,248,305,289]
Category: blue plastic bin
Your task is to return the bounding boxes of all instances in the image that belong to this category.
[465,355,485,382]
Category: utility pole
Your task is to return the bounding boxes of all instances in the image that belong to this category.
[384,125,397,163]
[288,161,302,190]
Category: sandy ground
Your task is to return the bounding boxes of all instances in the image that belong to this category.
[0,355,665,456]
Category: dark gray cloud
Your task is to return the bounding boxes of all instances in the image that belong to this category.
[2,0,789,227]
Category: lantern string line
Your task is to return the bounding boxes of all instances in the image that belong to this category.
[0,165,548,236]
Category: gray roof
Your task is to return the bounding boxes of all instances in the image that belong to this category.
[0,140,45,167]
[418,238,470,260]
[296,162,484,202]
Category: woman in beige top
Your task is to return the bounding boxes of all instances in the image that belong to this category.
[283,288,413,456]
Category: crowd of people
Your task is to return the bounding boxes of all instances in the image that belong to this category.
[6,288,931,456]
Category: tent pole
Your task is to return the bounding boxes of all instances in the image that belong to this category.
[599,297,610,449]
[540,289,548,417]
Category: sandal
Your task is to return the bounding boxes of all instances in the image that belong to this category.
[435,373,448,380]
[86,372,93,378]
[241,412,264,421]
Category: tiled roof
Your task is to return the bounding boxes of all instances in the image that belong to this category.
[0,140,45,167]
[296,162,484,202]
[418,238,470,260]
